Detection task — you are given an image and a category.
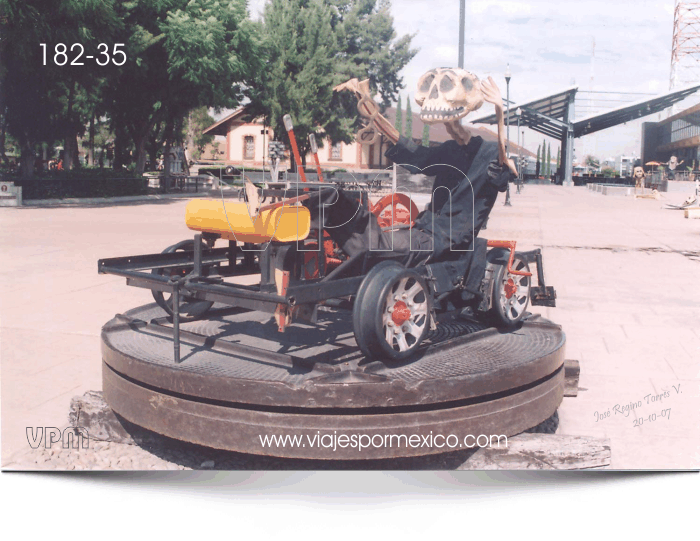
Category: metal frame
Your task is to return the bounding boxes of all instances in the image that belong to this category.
[98,186,556,364]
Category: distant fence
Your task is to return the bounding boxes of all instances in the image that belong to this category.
[13,176,148,200]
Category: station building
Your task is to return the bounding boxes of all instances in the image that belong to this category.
[641,101,700,168]
[202,105,532,171]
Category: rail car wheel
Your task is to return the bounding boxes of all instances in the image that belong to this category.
[490,254,531,327]
[371,193,419,229]
[151,240,214,319]
[353,262,432,361]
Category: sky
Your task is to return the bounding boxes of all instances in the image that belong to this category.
[246,0,688,162]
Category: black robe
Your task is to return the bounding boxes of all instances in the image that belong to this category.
[385,135,513,261]
[305,134,513,267]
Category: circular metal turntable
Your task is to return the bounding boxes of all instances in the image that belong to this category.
[102,304,565,459]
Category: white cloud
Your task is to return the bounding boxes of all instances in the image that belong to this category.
[470,1,533,15]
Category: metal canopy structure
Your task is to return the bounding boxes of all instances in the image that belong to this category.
[574,83,700,136]
[469,83,700,185]
[470,86,578,140]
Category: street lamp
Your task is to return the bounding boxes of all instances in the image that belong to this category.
[518,129,525,194]
[515,108,522,192]
[504,64,512,207]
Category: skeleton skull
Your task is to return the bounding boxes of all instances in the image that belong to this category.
[415,68,484,124]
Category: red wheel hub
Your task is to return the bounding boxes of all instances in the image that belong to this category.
[391,301,411,326]
[504,278,517,299]
[371,193,419,229]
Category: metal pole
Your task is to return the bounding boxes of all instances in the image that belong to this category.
[518,129,524,193]
[517,118,522,193]
[517,115,521,174]
[458,0,465,68]
[193,233,202,277]
[505,78,510,153]
[172,283,181,364]
[504,66,512,206]
[308,134,324,182]
[283,114,308,184]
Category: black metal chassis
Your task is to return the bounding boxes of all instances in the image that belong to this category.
[98,186,556,364]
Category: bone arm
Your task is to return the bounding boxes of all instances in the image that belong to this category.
[355,98,400,144]
[493,103,507,166]
[372,113,400,144]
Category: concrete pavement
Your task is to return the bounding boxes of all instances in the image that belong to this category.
[1,186,698,468]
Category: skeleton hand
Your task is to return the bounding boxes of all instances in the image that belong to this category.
[333,78,369,98]
[480,77,504,113]
[504,157,518,177]
[334,78,378,119]
[479,76,516,174]
[334,77,400,143]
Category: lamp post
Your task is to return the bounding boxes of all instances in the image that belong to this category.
[515,107,523,188]
[518,128,525,194]
[504,64,512,206]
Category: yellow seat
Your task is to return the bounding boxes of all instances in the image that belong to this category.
[185,199,311,243]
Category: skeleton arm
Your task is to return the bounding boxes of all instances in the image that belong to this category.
[334,78,400,144]
[480,77,517,176]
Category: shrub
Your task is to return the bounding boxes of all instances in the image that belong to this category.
[13,168,148,199]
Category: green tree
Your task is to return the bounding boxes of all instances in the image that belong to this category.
[422,123,430,147]
[186,107,215,161]
[585,155,600,171]
[395,94,403,134]
[541,138,546,176]
[404,95,412,139]
[248,0,337,167]
[104,0,261,174]
[546,143,551,177]
[248,0,416,165]
[329,0,417,111]
[0,0,121,175]
[556,146,561,168]
[535,144,541,177]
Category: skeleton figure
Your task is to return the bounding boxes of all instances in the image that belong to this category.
[633,166,646,193]
[666,155,684,180]
[325,69,516,266]
[335,69,515,175]
[668,156,682,170]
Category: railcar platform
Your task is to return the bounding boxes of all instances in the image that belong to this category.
[102,303,566,459]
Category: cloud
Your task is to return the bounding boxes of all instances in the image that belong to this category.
[538,51,591,64]
[470,1,532,16]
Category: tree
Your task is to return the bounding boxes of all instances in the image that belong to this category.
[585,155,600,171]
[394,94,403,134]
[422,124,430,147]
[104,0,262,174]
[541,138,546,176]
[546,143,551,177]
[248,0,417,162]
[556,146,561,168]
[247,0,337,167]
[535,144,541,177]
[186,107,215,161]
[0,0,121,175]
[404,95,412,139]
[329,0,418,111]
